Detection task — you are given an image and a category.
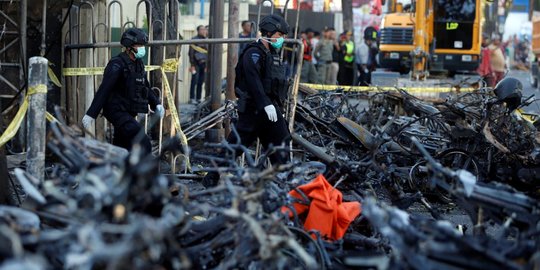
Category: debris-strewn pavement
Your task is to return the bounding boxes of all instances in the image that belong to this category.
[1,80,540,269]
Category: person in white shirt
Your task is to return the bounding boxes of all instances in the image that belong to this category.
[356,39,370,86]
[311,31,321,66]
[356,27,378,86]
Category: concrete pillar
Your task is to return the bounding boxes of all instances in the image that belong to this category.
[26,57,48,182]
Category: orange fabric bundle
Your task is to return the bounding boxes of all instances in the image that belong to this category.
[282,174,361,241]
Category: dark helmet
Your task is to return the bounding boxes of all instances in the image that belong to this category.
[259,14,289,35]
[493,77,523,111]
[120,28,148,47]
[364,26,378,41]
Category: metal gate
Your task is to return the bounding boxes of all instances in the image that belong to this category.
[63,0,304,172]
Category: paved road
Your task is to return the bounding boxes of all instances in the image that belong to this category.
[508,69,540,114]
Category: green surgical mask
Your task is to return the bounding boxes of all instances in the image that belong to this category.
[265,37,284,49]
[134,47,146,59]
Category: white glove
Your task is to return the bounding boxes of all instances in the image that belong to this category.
[155,104,165,119]
[82,114,94,130]
[264,105,277,122]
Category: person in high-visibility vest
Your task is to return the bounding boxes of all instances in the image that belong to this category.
[337,31,355,85]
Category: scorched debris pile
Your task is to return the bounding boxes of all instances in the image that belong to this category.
[1,83,540,269]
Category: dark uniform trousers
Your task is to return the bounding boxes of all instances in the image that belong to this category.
[87,52,159,156]
[228,105,291,164]
[357,64,371,86]
[189,62,206,101]
[113,113,152,154]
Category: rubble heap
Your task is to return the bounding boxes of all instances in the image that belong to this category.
[1,85,540,269]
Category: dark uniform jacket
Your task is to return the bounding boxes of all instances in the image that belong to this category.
[188,35,208,66]
[236,41,279,112]
[239,32,255,54]
[86,52,160,127]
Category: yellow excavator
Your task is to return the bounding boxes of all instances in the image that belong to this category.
[378,0,483,79]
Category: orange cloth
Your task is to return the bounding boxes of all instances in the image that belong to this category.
[282,174,361,241]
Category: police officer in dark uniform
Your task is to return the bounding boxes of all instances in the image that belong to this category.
[82,28,164,154]
[230,14,291,164]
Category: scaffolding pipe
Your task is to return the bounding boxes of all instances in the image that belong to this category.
[200,0,205,19]
[20,0,27,73]
[40,0,47,56]
[65,38,302,49]
[17,0,28,153]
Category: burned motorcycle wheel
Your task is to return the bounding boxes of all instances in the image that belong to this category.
[409,150,479,203]
[282,226,327,270]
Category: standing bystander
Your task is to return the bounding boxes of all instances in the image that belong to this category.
[239,20,254,53]
[188,25,209,104]
[477,34,493,87]
[488,34,506,87]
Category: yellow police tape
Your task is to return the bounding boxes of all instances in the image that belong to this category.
[300,83,475,93]
[159,61,192,171]
[62,64,170,76]
[64,65,470,94]
[0,84,48,147]
[190,44,208,54]
[48,66,62,88]
[62,67,106,76]
[1,59,191,172]
[46,112,57,123]
[517,109,538,124]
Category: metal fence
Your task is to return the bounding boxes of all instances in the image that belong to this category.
[62,0,304,169]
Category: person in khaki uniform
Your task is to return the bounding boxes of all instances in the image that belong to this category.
[329,29,341,85]
[314,28,336,84]
[488,34,506,87]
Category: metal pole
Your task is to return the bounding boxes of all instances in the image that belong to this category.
[288,42,304,132]
[257,0,275,27]
[493,0,499,36]
[206,0,224,142]
[412,0,428,80]
[225,0,240,137]
[26,57,48,182]
[65,37,302,49]
[18,0,28,153]
[200,0,205,19]
[226,0,240,101]
[0,100,9,204]
[20,0,27,73]
[40,0,47,56]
